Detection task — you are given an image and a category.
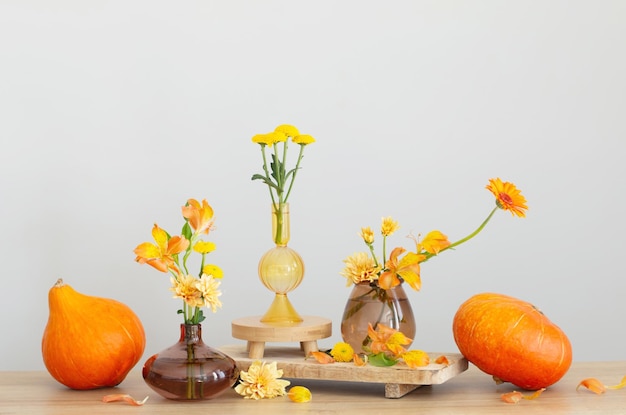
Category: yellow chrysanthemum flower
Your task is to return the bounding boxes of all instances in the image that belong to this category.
[252,133,276,146]
[292,134,315,145]
[340,252,381,285]
[234,361,290,400]
[380,216,399,237]
[170,274,203,308]
[202,264,223,279]
[274,124,300,137]
[360,226,375,245]
[288,386,312,403]
[402,350,430,368]
[193,241,216,254]
[195,275,222,312]
[330,342,355,362]
[486,178,528,218]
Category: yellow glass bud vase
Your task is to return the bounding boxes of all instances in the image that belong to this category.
[258,203,304,324]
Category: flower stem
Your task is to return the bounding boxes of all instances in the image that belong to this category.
[424,206,499,261]
[283,144,305,203]
[260,146,278,207]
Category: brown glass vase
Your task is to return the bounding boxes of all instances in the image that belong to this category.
[142,324,239,400]
[340,282,416,353]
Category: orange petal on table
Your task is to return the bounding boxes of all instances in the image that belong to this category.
[501,388,545,404]
[353,353,368,367]
[607,376,626,390]
[309,351,335,364]
[102,394,149,406]
[434,355,450,366]
[577,378,607,394]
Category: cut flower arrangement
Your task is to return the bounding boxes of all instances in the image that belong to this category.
[251,123,315,242]
[340,178,528,356]
[133,198,224,324]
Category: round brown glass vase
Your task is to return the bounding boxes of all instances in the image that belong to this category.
[340,282,416,353]
[142,324,239,400]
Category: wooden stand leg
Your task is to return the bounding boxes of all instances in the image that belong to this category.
[385,383,422,399]
[300,340,319,357]
[247,341,266,359]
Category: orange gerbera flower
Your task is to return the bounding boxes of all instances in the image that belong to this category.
[182,198,214,234]
[486,178,528,217]
[133,224,189,272]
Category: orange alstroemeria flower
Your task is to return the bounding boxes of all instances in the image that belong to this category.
[419,230,451,255]
[134,224,189,273]
[367,323,412,357]
[379,247,424,291]
[486,178,528,218]
[182,198,214,235]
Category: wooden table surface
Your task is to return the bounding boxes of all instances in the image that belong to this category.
[2,361,626,414]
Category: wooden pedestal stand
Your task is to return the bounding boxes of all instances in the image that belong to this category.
[231,316,332,359]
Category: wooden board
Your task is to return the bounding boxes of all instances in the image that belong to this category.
[220,345,468,398]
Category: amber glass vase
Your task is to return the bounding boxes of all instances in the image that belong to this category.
[340,282,416,353]
[142,324,239,400]
[258,203,304,324]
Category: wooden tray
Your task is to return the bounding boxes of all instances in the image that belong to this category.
[220,345,468,398]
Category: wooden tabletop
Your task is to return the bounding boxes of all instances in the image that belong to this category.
[2,361,626,414]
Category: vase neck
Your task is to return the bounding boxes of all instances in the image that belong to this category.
[179,324,202,344]
[271,202,290,246]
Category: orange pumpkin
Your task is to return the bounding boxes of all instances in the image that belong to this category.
[452,292,572,390]
[42,279,146,390]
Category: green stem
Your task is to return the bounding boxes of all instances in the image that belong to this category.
[382,234,388,268]
[260,146,278,207]
[273,144,284,201]
[424,206,499,261]
[368,243,379,268]
[283,144,305,203]
[273,203,285,244]
[199,253,206,278]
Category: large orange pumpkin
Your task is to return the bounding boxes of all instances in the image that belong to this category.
[452,292,572,390]
[42,279,146,390]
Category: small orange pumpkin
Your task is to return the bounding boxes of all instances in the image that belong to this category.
[42,279,146,390]
[452,292,572,390]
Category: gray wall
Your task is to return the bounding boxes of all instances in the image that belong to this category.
[1,0,624,370]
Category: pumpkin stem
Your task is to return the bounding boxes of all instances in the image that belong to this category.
[54,278,65,288]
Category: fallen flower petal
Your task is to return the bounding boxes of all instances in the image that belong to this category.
[435,355,450,366]
[501,391,523,404]
[353,353,368,367]
[607,376,626,390]
[501,388,545,404]
[577,378,607,394]
[102,394,149,406]
[288,386,312,403]
[402,350,430,368]
[309,351,335,364]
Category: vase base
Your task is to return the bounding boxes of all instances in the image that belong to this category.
[260,293,303,324]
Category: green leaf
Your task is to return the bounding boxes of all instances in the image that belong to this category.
[251,173,268,181]
[196,310,206,323]
[181,222,192,241]
[368,353,399,367]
